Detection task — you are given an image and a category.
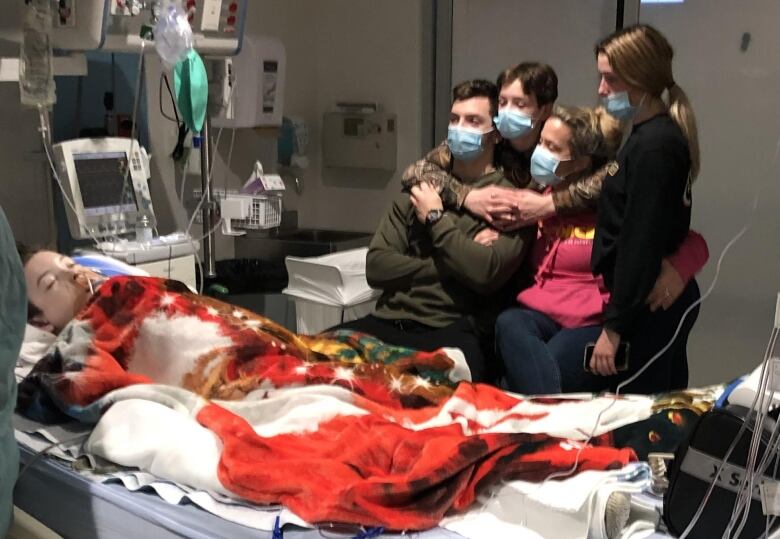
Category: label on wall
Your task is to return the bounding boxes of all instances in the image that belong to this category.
[201,0,222,32]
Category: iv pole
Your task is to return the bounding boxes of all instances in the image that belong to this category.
[200,115,217,278]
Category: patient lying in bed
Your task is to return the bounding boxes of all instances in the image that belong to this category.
[15,248,718,533]
[17,248,469,420]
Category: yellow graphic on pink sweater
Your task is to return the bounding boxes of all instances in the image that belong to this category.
[553,225,596,240]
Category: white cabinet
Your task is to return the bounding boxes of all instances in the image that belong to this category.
[135,255,197,291]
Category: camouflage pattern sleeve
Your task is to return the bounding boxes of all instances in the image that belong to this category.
[400,143,472,210]
[550,163,610,215]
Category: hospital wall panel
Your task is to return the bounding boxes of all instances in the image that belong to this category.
[451,0,616,108]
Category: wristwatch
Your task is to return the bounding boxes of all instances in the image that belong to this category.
[425,209,444,225]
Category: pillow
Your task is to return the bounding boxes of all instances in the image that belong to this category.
[74,253,150,277]
[17,324,57,377]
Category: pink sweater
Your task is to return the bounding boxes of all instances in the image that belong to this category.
[517,213,709,328]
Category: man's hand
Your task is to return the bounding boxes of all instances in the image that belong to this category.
[410,183,444,224]
[473,228,500,246]
[590,328,621,376]
[463,186,515,222]
[493,190,556,230]
[647,259,685,312]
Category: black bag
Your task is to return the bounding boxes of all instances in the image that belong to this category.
[663,405,780,538]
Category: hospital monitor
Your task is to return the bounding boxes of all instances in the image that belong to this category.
[52,137,154,240]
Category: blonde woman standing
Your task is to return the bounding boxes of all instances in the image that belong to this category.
[589,24,701,393]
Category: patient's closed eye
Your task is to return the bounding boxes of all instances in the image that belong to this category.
[41,275,56,290]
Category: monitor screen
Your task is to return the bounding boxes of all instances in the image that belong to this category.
[73,151,138,216]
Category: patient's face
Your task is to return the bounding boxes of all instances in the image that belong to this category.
[23,251,100,333]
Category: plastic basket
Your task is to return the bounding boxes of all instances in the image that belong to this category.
[231,193,283,230]
[196,190,283,231]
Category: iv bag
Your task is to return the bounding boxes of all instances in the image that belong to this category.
[19,0,56,108]
[154,0,193,67]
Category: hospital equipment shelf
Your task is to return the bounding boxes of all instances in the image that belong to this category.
[135,254,197,291]
[94,239,200,291]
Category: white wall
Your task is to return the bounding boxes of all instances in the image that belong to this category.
[452,0,616,106]
[641,0,780,385]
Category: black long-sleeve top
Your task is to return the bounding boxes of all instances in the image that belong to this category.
[591,114,692,335]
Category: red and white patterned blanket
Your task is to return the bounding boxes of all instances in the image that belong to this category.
[18,276,647,530]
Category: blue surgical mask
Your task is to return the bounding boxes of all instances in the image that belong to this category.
[494,109,534,139]
[447,126,492,162]
[602,91,637,120]
[530,145,565,187]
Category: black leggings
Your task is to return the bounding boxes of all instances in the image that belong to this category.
[333,315,488,382]
[561,280,701,395]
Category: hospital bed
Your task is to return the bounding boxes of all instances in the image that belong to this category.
[13,415,467,539]
[11,253,670,539]
[13,338,673,539]
[13,446,467,539]
[13,320,471,539]
[13,426,670,539]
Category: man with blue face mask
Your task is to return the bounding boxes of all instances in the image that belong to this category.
[336,80,533,383]
[0,206,26,537]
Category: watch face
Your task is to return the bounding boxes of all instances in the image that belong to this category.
[426,209,443,224]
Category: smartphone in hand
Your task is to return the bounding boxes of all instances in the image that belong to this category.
[583,342,630,372]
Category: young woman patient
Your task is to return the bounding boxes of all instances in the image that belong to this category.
[490,106,707,395]
[17,246,468,419]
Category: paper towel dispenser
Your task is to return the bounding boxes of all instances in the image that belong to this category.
[322,111,397,171]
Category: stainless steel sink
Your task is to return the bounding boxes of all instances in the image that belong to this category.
[234,228,372,261]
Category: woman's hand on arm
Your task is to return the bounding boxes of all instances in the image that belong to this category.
[646,230,708,311]
[473,228,500,246]
[494,189,556,231]
[463,186,515,222]
[646,259,685,312]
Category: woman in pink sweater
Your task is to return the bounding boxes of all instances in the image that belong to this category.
[493,106,707,394]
